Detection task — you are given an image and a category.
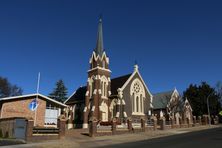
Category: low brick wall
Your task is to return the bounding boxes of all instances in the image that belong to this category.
[89,118,147,137]
[145,126,155,131]
[26,117,66,142]
[165,125,172,130]
[88,115,219,137]
[0,117,26,139]
[0,115,66,142]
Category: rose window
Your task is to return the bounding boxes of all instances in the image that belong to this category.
[133,83,140,93]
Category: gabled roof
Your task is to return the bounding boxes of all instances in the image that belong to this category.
[0,93,67,107]
[153,90,174,109]
[120,65,153,101]
[65,86,87,105]
[111,74,132,96]
[66,74,132,104]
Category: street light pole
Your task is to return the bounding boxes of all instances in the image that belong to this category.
[207,95,211,125]
[206,92,214,126]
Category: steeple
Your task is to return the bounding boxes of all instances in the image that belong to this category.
[94,17,104,57]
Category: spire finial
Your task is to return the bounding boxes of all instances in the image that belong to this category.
[134,60,139,72]
[94,15,104,57]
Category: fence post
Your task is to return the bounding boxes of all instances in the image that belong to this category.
[160,117,166,130]
[183,116,187,125]
[187,118,190,127]
[203,115,208,125]
[26,118,34,142]
[112,118,117,135]
[170,116,175,129]
[197,116,202,125]
[193,116,196,126]
[89,117,97,137]
[141,118,145,132]
[127,117,132,132]
[58,115,66,139]
[215,116,219,125]
[152,116,157,131]
[179,117,182,128]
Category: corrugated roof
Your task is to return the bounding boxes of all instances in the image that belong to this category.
[152,90,174,109]
[0,93,67,107]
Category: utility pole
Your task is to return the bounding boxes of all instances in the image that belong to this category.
[206,92,214,126]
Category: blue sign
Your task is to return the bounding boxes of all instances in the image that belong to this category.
[29,99,38,111]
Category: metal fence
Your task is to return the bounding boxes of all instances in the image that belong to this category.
[147,119,154,126]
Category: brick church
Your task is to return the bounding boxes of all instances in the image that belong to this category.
[65,18,153,129]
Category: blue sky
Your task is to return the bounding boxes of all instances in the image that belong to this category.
[0,0,221,96]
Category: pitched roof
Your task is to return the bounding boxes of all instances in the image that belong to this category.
[66,74,132,104]
[0,93,67,107]
[111,73,132,95]
[65,86,87,105]
[152,90,174,109]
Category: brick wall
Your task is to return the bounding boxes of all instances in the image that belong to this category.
[1,97,46,127]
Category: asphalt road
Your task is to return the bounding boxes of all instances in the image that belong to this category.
[102,127,222,148]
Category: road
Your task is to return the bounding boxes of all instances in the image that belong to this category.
[102,127,222,148]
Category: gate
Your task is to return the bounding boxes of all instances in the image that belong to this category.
[14,118,27,140]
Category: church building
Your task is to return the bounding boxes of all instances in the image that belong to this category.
[65,18,153,129]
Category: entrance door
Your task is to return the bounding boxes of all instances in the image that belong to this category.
[14,119,27,140]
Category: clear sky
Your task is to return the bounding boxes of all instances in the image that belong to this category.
[0,0,221,96]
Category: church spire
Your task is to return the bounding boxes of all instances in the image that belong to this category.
[94,17,104,57]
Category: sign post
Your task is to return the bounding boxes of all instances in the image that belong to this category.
[34,72,40,126]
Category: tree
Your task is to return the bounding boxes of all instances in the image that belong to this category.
[183,82,221,116]
[216,81,222,104]
[49,79,68,103]
[0,76,23,98]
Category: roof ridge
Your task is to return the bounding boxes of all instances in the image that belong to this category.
[153,90,174,95]
[111,73,132,80]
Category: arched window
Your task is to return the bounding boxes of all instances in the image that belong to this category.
[101,76,108,98]
[130,78,145,115]
[136,96,139,112]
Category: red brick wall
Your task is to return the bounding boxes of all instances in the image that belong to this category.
[1,97,46,127]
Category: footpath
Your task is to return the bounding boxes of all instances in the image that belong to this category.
[1,125,221,148]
